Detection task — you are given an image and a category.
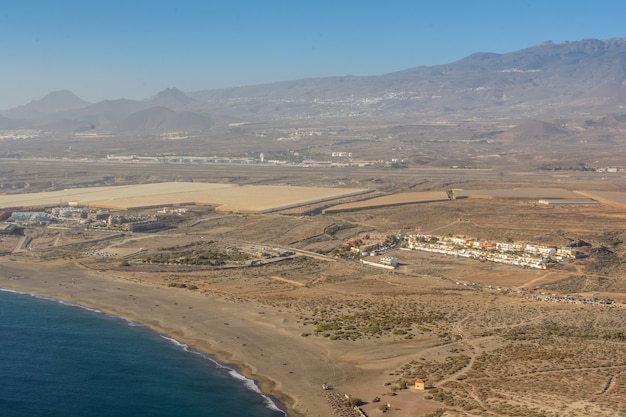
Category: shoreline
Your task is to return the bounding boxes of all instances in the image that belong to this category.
[156,334,288,417]
[0,286,289,416]
[1,257,443,417]
[0,259,312,416]
[0,258,359,417]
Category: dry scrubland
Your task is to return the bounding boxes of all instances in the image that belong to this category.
[3,185,626,417]
[3,39,626,415]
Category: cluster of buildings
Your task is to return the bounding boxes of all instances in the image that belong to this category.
[0,129,42,141]
[104,214,164,232]
[106,154,258,164]
[346,233,398,256]
[596,166,623,173]
[404,234,578,269]
[452,281,624,308]
[157,207,187,215]
[81,249,118,257]
[0,223,18,235]
[2,206,168,233]
[331,151,352,158]
[6,211,53,226]
[3,207,101,229]
[342,233,402,269]
[525,292,619,307]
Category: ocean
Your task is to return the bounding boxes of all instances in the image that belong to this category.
[0,289,286,417]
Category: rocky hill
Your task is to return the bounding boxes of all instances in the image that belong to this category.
[106,106,212,134]
[3,90,90,120]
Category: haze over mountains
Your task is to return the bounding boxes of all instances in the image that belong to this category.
[2,37,625,134]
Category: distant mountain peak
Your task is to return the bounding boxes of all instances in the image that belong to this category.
[40,89,81,99]
[148,87,193,110]
[2,90,90,119]
[32,90,88,108]
[4,36,626,132]
[154,86,185,96]
[161,86,182,93]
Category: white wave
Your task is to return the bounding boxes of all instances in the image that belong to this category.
[57,299,102,314]
[117,316,142,327]
[0,289,287,417]
[0,287,27,295]
[160,335,190,351]
[159,334,286,415]
[226,369,285,414]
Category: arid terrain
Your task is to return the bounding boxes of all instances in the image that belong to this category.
[1,160,626,417]
[2,36,626,417]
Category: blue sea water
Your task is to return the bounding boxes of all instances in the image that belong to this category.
[0,289,286,417]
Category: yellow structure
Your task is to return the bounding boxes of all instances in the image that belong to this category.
[414,379,425,390]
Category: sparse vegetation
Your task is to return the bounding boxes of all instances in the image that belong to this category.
[5,157,626,417]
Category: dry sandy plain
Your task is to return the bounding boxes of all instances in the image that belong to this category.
[0,182,369,213]
[323,191,450,213]
[575,190,626,209]
[2,166,626,417]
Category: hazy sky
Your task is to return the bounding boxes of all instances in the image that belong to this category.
[1,0,625,109]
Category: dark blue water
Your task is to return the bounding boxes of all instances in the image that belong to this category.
[0,289,286,417]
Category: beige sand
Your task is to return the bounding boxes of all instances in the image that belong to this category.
[0,258,435,417]
[0,182,368,213]
[323,191,449,213]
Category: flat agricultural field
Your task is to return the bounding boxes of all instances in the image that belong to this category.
[0,182,232,209]
[455,187,583,199]
[323,191,449,213]
[322,188,604,214]
[0,182,369,213]
[575,190,626,208]
[209,185,369,213]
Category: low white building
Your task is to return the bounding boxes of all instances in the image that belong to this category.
[380,256,399,267]
[525,244,555,257]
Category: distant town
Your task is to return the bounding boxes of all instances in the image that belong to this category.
[335,231,578,271]
[402,233,578,269]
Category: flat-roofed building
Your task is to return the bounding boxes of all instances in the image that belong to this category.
[0,223,17,235]
[380,256,399,267]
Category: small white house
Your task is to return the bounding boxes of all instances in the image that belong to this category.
[380,256,399,267]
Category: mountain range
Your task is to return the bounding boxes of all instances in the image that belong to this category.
[2,37,625,134]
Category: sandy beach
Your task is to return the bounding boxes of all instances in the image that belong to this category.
[0,258,439,417]
[4,235,624,417]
